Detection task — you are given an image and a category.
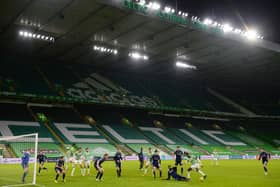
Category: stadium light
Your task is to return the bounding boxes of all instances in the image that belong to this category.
[148,2,161,10]
[164,7,171,13]
[138,0,146,5]
[93,45,118,55]
[176,61,197,70]
[203,18,213,25]
[129,52,149,61]
[18,30,55,42]
[234,29,242,34]
[244,29,258,40]
[222,24,233,33]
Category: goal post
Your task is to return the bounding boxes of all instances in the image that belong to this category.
[0,133,40,187]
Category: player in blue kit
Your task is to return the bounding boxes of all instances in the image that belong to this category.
[21,151,30,183]
[151,150,162,179]
[94,153,109,181]
[54,156,66,183]
[258,149,271,175]
[114,149,123,177]
[174,146,184,175]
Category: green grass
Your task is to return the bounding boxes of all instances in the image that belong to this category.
[0,160,280,187]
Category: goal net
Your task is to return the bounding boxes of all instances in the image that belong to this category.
[0,133,38,187]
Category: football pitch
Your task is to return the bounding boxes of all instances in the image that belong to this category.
[0,160,279,187]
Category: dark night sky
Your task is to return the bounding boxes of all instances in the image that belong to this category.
[163,0,280,42]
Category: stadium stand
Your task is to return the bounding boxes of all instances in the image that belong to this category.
[218,88,280,116]
[29,105,117,156]
[0,61,55,96]
[0,103,62,157]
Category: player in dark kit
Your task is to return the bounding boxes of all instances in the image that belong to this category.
[166,165,189,182]
[94,153,109,181]
[21,151,30,183]
[138,147,144,171]
[37,151,48,174]
[114,149,123,177]
[55,156,66,183]
[174,146,184,175]
[258,149,271,175]
[151,150,162,179]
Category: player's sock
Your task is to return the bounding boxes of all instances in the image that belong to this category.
[144,168,148,175]
[55,174,59,180]
[198,170,205,176]
[22,171,28,183]
[187,172,190,179]
[82,168,86,176]
[39,168,41,173]
[99,172,103,180]
[159,170,162,178]
[264,167,268,172]
[62,173,66,180]
[181,167,184,175]
[96,172,100,179]
[87,168,90,175]
[43,167,47,170]
[119,168,122,177]
[153,171,156,179]
[71,167,75,176]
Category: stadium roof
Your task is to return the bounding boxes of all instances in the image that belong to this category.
[0,0,280,89]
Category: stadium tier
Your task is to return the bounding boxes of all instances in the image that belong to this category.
[0,103,279,159]
[0,62,244,114]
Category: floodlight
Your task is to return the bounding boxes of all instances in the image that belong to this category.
[150,2,161,10]
[129,52,148,60]
[234,29,242,34]
[19,31,24,36]
[245,29,258,40]
[164,7,171,13]
[222,24,233,33]
[138,0,146,5]
[203,18,213,25]
[176,61,197,70]
[131,52,141,59]
[23,32,28,37]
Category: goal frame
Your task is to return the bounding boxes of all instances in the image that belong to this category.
[0,133,41,187]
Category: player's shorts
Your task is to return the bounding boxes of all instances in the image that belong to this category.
[191,163,200,169]
[39,160,45,165]
[152,163,160,169]
[262,159,268,165]
[84,160,91,167]
[145,160,151,166]
[21,162,29,169]
[55,167,64,173]
[69,157,75,163]
[94,164,102,171]
[175,160,183,166]
[115,161,121,168]
[74,159,83,165]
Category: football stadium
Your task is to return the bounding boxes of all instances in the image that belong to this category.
[0,0,279,186]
